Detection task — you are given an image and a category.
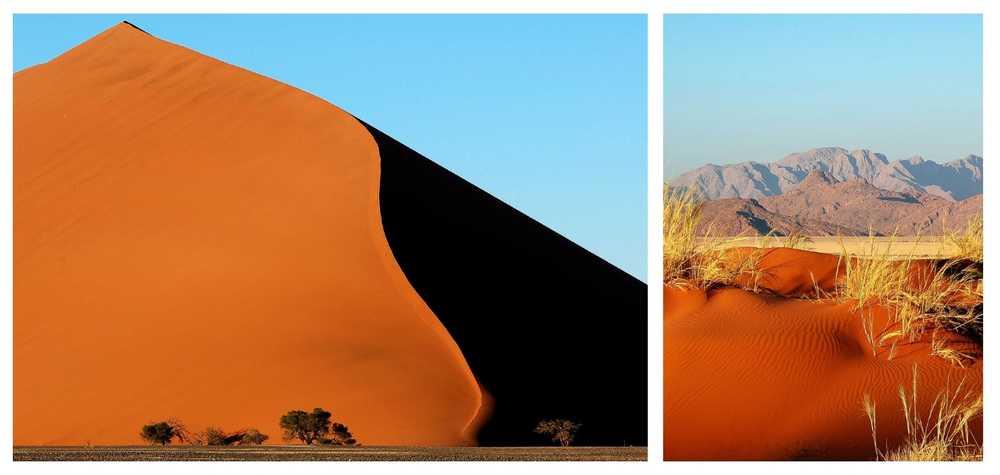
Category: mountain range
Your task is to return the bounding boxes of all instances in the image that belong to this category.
[668,148,983,236]
[670,147,982,202]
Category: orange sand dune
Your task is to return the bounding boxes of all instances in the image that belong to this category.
[15,21,647,448]
[665,248,982,460]
[725,247,974,299]
[14,23,483,445]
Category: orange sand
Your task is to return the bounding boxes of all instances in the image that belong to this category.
[15,23,483,445]
[665,248,982,460]
[726,247,969,299]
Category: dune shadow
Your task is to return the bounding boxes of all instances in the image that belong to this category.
[361,120,647,447]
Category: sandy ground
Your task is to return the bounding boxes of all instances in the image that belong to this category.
[697,237,960,260]
[664,248,982,460]
[15,22,482,445]
[13,446,647,462]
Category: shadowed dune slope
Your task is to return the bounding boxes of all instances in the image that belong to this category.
[15,22,485,446]
[368,124,648,446]
[664,248,982,460]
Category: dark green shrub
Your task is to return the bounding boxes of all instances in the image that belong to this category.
[140,422,176,445]
[279,408,332,445]
[329,422,357,446]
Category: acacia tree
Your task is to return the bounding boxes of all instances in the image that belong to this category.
[279,408,333,445]
[534,419,582,447]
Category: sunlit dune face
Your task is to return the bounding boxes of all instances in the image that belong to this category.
[14,23,483,446]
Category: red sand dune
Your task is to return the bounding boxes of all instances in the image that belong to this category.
[665,248,982,460]
[14,22,483,445]
[15,22,647,448]
[723,247,972,300]
[724,247,845,296]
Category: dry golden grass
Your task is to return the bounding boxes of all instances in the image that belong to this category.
[748,231,812,250]
[835,230,913,310]
[946,214,983,263]
[864,366,982,461]
[929,334,979,369]
[828,225,983,364]
[663,186,767,290]
[782,232,811,250]
[848,229,983,461]
[892,261,982,354]
[663,185,702,286]
[862,393,880,460]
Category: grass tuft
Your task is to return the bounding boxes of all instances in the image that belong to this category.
[833,228,982,364]
[663,185,702,286]
[757,230,811,250]
[835,229,913,309]
[945,214,983,263]
[862,393,880,460]
[663,185,767,290]
[873,366,983,461]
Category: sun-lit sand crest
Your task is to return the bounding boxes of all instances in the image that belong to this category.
[664,187,982,460]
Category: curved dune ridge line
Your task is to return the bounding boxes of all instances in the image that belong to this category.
[664,248,982,460]
[370,124,648,446]
[14,22,485,445]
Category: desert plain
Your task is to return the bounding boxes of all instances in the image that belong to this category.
[13,446,647,462]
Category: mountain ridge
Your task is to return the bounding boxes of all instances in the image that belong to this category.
[671,147,982,202]
[693,170,982,236]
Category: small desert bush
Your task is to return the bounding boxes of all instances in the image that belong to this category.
[140,419,194,445]
[863,366,982,461]
[241,428,269,445]
[201,427,229,446]
[534,419,582,447]
[140,422,176,446]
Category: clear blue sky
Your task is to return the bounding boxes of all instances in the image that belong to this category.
[14,14,647,280]
[664,14,982,178]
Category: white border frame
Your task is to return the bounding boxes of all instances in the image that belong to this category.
[1,1,995,474]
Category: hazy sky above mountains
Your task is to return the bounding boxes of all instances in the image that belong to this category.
[14,14,647,280]
[664,14,983,178]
